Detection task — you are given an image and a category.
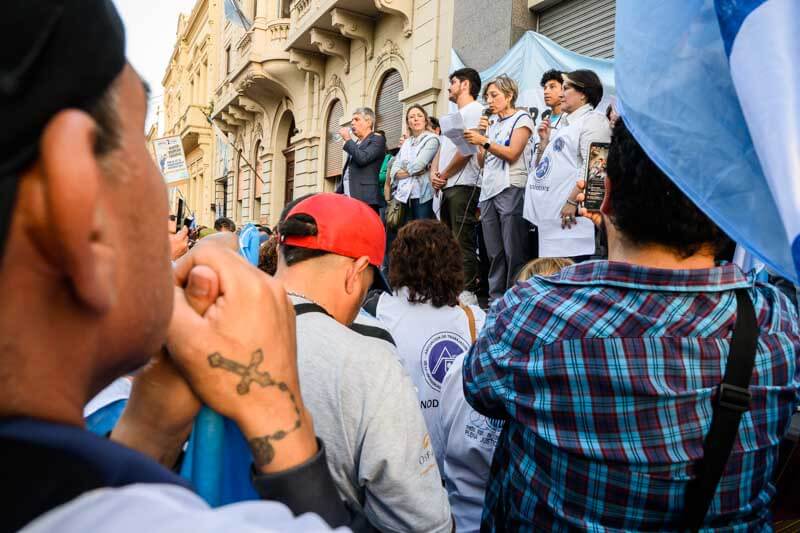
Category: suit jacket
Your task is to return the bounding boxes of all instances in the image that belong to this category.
[336,132,386,206]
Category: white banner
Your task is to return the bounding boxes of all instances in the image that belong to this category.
[152,136,190,184]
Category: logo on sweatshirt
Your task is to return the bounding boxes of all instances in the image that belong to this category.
[420,331,469,392]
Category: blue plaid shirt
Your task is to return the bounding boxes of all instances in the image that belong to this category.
[464,261,800,532]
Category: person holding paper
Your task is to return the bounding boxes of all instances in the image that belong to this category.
[433,68,484,305]
[524,70,610,259]
[464,75,534,301]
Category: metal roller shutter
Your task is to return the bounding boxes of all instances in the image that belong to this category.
[325,99,344,178]
[375,69,404,150]
[538,0,615,59]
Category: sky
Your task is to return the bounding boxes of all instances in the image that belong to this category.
[112,0,199,130]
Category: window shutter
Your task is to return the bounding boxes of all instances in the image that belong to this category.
[538,0,616,59]
[325,99,344,178]
[375,69,404,150]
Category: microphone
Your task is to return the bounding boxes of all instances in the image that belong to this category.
[528,107,539,123]
[541,109,551,124]
[479,107,493,135]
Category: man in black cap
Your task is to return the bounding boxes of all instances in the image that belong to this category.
[0,1,346,531]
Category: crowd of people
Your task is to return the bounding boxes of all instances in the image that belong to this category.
[2,1,800,533]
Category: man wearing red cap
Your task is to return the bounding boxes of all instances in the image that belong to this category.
[275,193,453,533]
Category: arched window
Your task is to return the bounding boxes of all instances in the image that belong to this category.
[325,99,344,179]
[375,69,404,150]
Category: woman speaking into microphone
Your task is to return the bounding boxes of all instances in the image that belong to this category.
[464,75,534,301]
[523,69,610,259]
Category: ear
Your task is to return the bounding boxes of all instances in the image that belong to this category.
[38,109,116,314]
[344,256,372,296]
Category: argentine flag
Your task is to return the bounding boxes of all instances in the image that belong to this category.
[616,0,799,284]
[224,0,251,29]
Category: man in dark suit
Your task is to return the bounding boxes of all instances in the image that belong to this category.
[336,107,386,210]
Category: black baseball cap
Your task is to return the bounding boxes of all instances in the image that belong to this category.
[0,0,126,260]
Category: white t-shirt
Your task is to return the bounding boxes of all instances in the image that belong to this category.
[292,296,452,533]
[20,484,343,533]
[439,101,484,189]
[480,110,534,202]
[437,354,503,533]
[374,288,486,472]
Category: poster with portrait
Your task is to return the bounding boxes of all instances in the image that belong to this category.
[152,136,190,183]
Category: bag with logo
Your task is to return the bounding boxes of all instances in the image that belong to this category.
[385,197,406,231]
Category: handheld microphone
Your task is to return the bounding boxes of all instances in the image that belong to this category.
[479,107,493,135]
[541,110,552,125]
[528,107,539,123]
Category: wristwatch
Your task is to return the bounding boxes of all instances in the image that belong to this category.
[482,141,491,150]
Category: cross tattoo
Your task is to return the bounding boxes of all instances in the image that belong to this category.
[208,349,276,395]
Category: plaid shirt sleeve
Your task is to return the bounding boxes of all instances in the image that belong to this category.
[463,285,538,421]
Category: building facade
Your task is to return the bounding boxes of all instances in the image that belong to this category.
[162,0,221,227]
[161,0,615,228]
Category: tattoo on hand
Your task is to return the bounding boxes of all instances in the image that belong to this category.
[208,349,303,466]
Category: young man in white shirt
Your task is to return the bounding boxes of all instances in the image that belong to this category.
[433,68,484,305]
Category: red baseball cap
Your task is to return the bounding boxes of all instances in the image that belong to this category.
[280,193,390,291]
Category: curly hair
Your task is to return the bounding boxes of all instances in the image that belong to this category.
[258,235,279,275]
[540,69,563,88]
[607,119,731,258]
[388,220,464,308]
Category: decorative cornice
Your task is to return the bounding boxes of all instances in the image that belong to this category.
[331,8,374,59]
[310,28,350,74]
[288,48,326,85]
[374,0,413,37]
[375,38,403,65]
[326,73,345,98]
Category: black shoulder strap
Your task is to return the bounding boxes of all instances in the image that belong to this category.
[295,301,396,347]
[349,323,396,347]
[294,302,333,318]
[683,288,758,531]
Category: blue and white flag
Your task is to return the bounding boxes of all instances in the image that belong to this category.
[224,0,251,29]
[616,0,799,284]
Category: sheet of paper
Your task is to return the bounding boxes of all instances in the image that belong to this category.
[440,112,477,156]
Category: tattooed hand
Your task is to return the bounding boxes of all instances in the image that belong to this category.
[167,245,317,473]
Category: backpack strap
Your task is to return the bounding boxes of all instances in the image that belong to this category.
[459,304,477,344]
[682,288,758,531]
[294,302,332,318]
[295,300,396,347]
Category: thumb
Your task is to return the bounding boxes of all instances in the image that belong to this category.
[184,265,220,317]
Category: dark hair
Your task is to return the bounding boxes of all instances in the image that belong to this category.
[564,69,603,108]
[258,235,279,275]
[88,83,122,156]
[607,120,731,258]
[540,69,563,88]
[428,116,440,132]
[277,213,328,266]
[389,220,463,307]
[375,130,386,137]
[449,68,481,100]
[276,194,327,267]
[214,217,236,232]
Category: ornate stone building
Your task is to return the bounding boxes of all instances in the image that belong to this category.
[162,0,221,227]
[161,0,615,227]
[209,0,456,226]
